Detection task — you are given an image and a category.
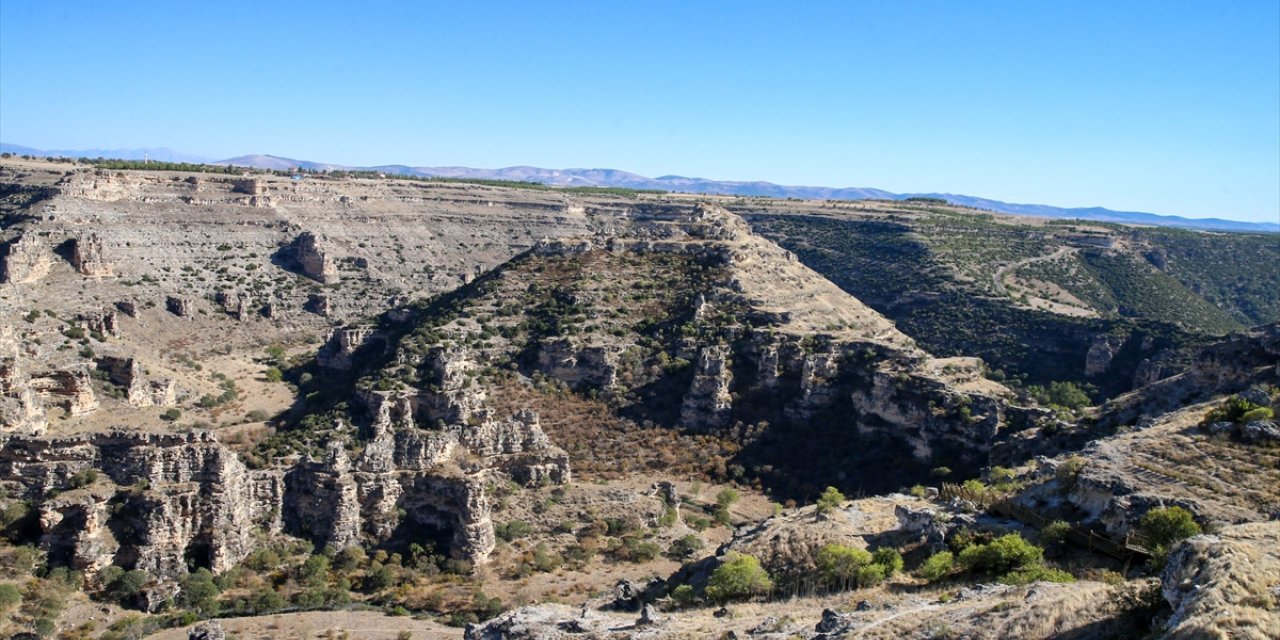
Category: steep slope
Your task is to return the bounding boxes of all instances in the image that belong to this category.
[302,203,1039,501]
[745,208,1277,398]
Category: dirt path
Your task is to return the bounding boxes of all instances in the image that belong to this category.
[992,246,1074,296]
[849,602,944,637]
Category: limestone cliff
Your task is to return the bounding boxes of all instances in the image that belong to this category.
[0,233,53,284]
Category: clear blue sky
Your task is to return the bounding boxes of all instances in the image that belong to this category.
[2,1,1277,222]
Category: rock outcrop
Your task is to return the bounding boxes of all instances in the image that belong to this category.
[97,356,177,407]
[1,432,275,587]
[166,295,192,317]
[1099,323,1280,429]
[0,326,48,434]
[1,233,53,284]
[77,308,120,337]
[1161,522,1280,640]
[295,232,339,283]
[30,366,99,416]
[317,325,380,371]
[679,343,734,430]
[70,233,113,277]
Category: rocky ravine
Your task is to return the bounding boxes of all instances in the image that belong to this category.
[1,193,1046,603]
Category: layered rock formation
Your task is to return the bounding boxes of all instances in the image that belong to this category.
[0,326,48,434]
[1099,323,1280,429]
[1,432,271,588]
[96,356,178,407]
[0,233,53,284]
[30,366,99,416]
[70,233,113,277]
[1161,522,1280,640]
[295,231,339,283]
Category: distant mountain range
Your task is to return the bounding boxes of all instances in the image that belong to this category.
[5,143,1276,233]
[0,143,211,164]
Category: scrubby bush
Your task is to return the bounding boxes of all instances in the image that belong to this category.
[705,552,772,604]
[100,567,150,605]
[816,544,901,591]
[670,583,696,607]
[0,582,20,611]
[1204,394,1272,425]
[177,568,220,616]
[250,586,285,613]
[667,534,704,559]
[919,551,955,581]
[495,520,533,542]
[244,547,282,571]
[1041,520,1071,550]
[1240,407,1274,422]
[999,564,1075,585]
[815,486,846,515]
[1027,381,1092,411]
[957,534,1043,574]
[872,547,904,575]
[816,544,873,590]
[1139,506,1201,553]
[299,554,330,586]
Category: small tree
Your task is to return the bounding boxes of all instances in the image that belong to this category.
[919,551,955,582]
[299,554,330,587]
[1139,506,1201,553]
[1041,520,1071,551]
[178,568,220,616]
[816,544,872,591]
[872,547,904,575]
[815,486,845,516]
[705,552,772,604]
[958,534,1043,574]
[667,534,704,560]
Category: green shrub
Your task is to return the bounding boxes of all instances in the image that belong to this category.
[177,568,220,615]
[102,567,150,604]
[705,552,773,604]
[919,551,955,581]
[816,544,873,590]
[251,587,285,613]
[0,583,20,610]
[670,583,696,607]
[999,564,1075,585]
[244,547,282,571]
[496,520,533,542]
[667,534,704,559]
[1027,381,1092,411]
[1240,407,1274,423]
[299,554,330,586]
[957,534,1043,574]
[1139,506,1201,552]
[872,547,904,575]
[1204,395,1269,425]
[716,488,740,508]
[1041,520,1071,549]
[815,486,846,515]
[857,562,888,587]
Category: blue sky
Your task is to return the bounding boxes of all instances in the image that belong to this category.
[1,1,1277,223]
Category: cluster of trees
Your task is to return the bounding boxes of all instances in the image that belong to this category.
[916,532,1071,585]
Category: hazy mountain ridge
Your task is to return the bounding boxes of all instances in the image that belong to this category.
[3,143,1274,232]
[0,142,210,164]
